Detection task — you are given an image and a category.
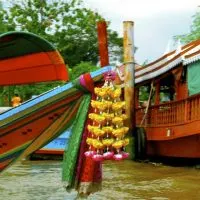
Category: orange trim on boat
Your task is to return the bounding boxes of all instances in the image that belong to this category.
[0,51,68,85]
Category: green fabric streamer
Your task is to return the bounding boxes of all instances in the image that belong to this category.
[62,94,91,188]
[188,60,200,96]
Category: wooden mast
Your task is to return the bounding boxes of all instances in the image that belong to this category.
[97,21,109,67]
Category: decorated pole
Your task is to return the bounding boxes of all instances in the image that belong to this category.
[97,21,109,67]
[123,21,135,158]
[84,21,130,162]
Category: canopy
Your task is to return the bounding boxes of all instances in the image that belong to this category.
[0,31,68,85]
[187,60,200,96]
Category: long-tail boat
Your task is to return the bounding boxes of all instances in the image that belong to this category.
[0,62,112,172]
[0,30,114,173]
[31,128,71,160]
[0,31,71,171]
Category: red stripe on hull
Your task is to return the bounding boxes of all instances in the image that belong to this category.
[35,149,64,155]
[145,120,200,141]
[0,92,82,135]
[147,134,200,158]
[0,106,68,155]
[143,119,200,158]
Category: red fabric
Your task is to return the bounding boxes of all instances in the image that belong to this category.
[82,73,94,93]
[75,111,92,183]
[79,157,102,183]
[75,93,102,194]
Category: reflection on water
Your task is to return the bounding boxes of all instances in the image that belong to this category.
[1,160,200,200]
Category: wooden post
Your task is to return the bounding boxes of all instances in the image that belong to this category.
[123,21,135,129]
[155,82,160,105]
[123,21,135,159]
[97,21,109,67]
[135,88,139,108]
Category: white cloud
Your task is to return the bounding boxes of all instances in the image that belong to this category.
[84,0,199,18]
[84,0,199,64]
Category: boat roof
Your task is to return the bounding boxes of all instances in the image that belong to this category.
[0,31,68,85]
[134,39,200,84]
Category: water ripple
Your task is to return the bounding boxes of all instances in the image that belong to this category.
[1,160,200,200]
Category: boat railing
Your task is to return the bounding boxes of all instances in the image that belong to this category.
[136,93,200,127]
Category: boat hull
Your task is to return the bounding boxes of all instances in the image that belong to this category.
[0,93,81,172]
[31,132,70,160]
[141,119,200,158]
[147,134,200,158]
[30,149,64,160]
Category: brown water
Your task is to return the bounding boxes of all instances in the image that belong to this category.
[0,160,200,200]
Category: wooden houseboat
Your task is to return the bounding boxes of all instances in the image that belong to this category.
[132,39,200,159]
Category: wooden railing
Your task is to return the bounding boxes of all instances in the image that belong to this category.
[136,93,200,127]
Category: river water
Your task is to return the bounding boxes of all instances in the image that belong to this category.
[0,160,200,200]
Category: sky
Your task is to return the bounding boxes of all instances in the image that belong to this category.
[84,0,199,64]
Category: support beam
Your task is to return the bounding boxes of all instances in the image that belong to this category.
[135,87,139,108]
[155,82,160,105]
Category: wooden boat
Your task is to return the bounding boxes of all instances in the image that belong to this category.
[0,30,112,172]
[133,39,200,159]
[0,65,111,172]
[0,31,75,172]
[0,30,114,174]
[31,128,71,160]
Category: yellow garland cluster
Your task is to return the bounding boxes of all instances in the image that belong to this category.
[87,83,130,153]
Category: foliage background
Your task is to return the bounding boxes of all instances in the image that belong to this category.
[0,0,122,106]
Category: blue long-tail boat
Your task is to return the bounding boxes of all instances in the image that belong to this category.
[31,128,72,159]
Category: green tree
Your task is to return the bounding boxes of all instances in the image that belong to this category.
[175,9,200,43]
[0,2,8,34]
[69,61,100,80]
[0,0,123,105]
[1,0,123,67]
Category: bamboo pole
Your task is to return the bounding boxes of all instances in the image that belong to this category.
[123,21,135,129]
[123,21,135,159]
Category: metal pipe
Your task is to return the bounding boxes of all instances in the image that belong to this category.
[97,21,109,67]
